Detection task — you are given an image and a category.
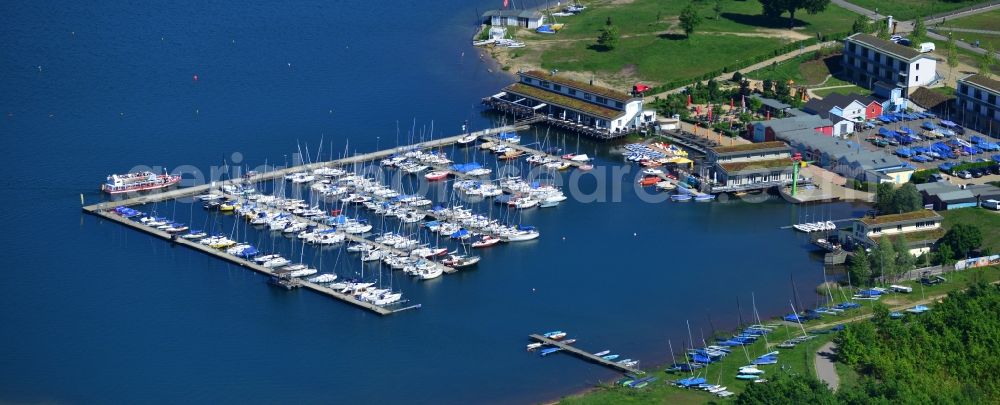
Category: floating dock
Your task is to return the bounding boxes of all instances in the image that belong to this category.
[528,334,644,375]
[82,125,524,315]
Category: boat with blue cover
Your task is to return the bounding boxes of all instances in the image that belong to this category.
[539,347,562,356]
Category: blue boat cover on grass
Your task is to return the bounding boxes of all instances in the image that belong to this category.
[676,377,707,387]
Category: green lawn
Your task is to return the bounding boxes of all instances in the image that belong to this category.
[812,85,873,98]
[510,0,861,87]
[539,32,782,85]
[844,0,986,21]
[540,0,859,40]
[935,8,1000,31]
[746,52,850,87]
[941,207,1000,253]
[949,31,1000,51]
[956,47,1000,75]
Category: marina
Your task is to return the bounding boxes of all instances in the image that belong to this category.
[81,124,598,315]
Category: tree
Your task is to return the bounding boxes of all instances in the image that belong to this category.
[910,18,927,46]
[893,235,915,279]
[874,19,889,39]
[762,79,775,97]
[894,183,923,213]
[848,247,872,287]
[736,374,838,405]
[851,15,872,34]
[606,16,612,26]
[713,0,723,20]
[775,80,791,102]
[979,44,997,78]
[758,0,831,29]
[679,3,703,38]
[731,70,743,83]
[937,244,955,269]
[940,224,983,258]
[748,96,763,113]
[873,237,897,282]
[947,34,960,77]
[707,78,720,100]
[597,25,620,50]
[875,182,896,213]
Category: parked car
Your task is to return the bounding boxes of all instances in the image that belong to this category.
[919,42,936,53]
[971,168,984,178]
[984,199,1000,211]
[956,170,973,179]
[920,275,946,285]
[990,164,1000,175]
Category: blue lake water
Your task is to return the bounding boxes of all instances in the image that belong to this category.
[0,1,869,403]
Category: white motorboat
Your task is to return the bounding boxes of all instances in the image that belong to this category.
[457,134,479,145]
[306,273,338,283]
[503,229,539,242]
[263,257,291,268]
[419,267,443,280]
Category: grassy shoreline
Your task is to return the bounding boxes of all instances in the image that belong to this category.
[557,266,1000,404]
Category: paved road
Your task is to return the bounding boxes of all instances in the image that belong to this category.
[932,27,1000,36]
[815,342,841,391]
[832,0,1000,57]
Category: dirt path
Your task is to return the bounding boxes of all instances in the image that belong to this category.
[815,342,840,391]
[645,41,838,98]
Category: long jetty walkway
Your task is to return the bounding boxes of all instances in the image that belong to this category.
[82,125,521,315]
[88,204,396,315]
[528,334,644,375]
[82,126,522,213]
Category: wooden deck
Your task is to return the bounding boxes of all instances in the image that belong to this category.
[529,334,644,375]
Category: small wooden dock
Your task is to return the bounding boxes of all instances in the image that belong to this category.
[528,334,644,375]
[479,135,587,168]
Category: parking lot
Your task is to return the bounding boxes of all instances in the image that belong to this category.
[848,110,1000,177]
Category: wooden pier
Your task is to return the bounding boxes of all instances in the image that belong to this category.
[85,204,395,315]
[528,334,644,375]
[81,126,523,213]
